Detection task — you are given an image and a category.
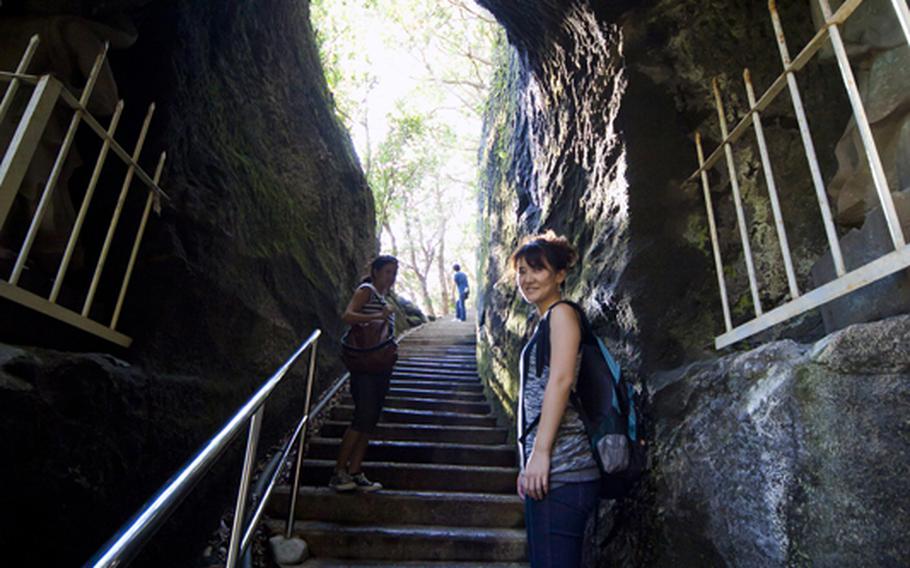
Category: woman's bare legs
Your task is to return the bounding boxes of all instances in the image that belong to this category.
[335,428,370,473]
[348,432,370,473]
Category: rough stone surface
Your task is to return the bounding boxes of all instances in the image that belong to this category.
[269,535,309,565]
[0,0,385,565]
[820,0,910,226]
[811,189,910,332]
[475,1,908,566]
[634,314,910,567]
[114,0,377,381]
[0,342,312,566]
[474,0,845,414]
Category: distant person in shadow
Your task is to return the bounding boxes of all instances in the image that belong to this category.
[453,263,469,321]
[512,232,599,567]
[330,255,398,493]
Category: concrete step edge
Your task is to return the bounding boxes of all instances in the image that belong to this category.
[275,486,521,504]
[302,459,518,474]
[319,421,508,434]
[309,437,514,453]
[283,520,527,540]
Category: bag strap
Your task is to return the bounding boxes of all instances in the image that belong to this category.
[520,302,624,442]
[358,282,383,299]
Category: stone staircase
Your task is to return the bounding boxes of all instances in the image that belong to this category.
[265,318,528,567]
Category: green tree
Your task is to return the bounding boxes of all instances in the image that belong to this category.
[311,0,500,316]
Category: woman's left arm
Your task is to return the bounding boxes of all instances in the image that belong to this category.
[521,304,580,500]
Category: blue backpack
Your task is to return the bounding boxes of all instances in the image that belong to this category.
[522,300,646,500]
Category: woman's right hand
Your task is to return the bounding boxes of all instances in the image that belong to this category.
[380,305,395,318]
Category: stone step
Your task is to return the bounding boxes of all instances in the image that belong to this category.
[295,560,527,567]
[395,359,478,370]
[298,460,517,493]
[270,520,527,562]
[268,487,523,528]
[342,396,491,415]
[397,355,476,363]
[330,406,497,427]
[390,380,483,392]
[398,346,476,352]
[393,363,479,379]
[397,349,475,356]
[386,388,486,402]
[318,421,509,444]
[398,351,476,358]
[307,438,516,467]
[400,335,475,342]
[392,371,481,383]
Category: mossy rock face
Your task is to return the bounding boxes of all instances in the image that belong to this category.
[475,0,848,394]
[1,0,378,564]
[107,0,377,387]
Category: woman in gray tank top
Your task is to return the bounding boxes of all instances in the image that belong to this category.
[512,232,599,567]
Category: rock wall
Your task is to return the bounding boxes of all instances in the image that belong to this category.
[475,0,852,418]
[476,0,909,565]
[0,0,379,564]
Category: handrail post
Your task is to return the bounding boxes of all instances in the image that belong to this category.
[0,35,39,126]
[817,0,906,250]
[286,338,319,538]
[0,75,61,235]
[10,44,109,285]
[768,0,847,276]
[226,407,265,568]
[889,0,910,47]
[695,132,733,332]
[82,102,155,317]
[50,100,125,303]
[743,68,800,300]
[110,151,167,329]
[712,77,763,317]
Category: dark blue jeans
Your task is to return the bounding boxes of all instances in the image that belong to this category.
[524,480,599,567]
[455,293,467,321]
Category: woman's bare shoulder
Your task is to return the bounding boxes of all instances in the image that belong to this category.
[549,302,579,326]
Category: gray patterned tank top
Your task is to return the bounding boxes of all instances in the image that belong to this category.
[519,323,599,487]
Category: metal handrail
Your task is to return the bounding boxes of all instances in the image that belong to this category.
[85,329,322,568]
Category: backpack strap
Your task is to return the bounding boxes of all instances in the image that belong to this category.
[520,300,586,443]
[535,300,587,376]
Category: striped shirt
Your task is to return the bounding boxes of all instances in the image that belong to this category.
[358,283,395,329]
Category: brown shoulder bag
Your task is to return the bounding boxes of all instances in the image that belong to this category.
[341,319,398,375]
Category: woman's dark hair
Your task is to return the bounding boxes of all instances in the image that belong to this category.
[361,255,398,283]
[509,230,578,273]
[453,264,461,272]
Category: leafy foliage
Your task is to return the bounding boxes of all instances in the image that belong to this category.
[311,0,503,315]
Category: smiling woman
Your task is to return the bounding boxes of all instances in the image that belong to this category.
[511,231,600,568]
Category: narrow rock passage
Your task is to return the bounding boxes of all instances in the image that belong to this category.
[266,318,528,566]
